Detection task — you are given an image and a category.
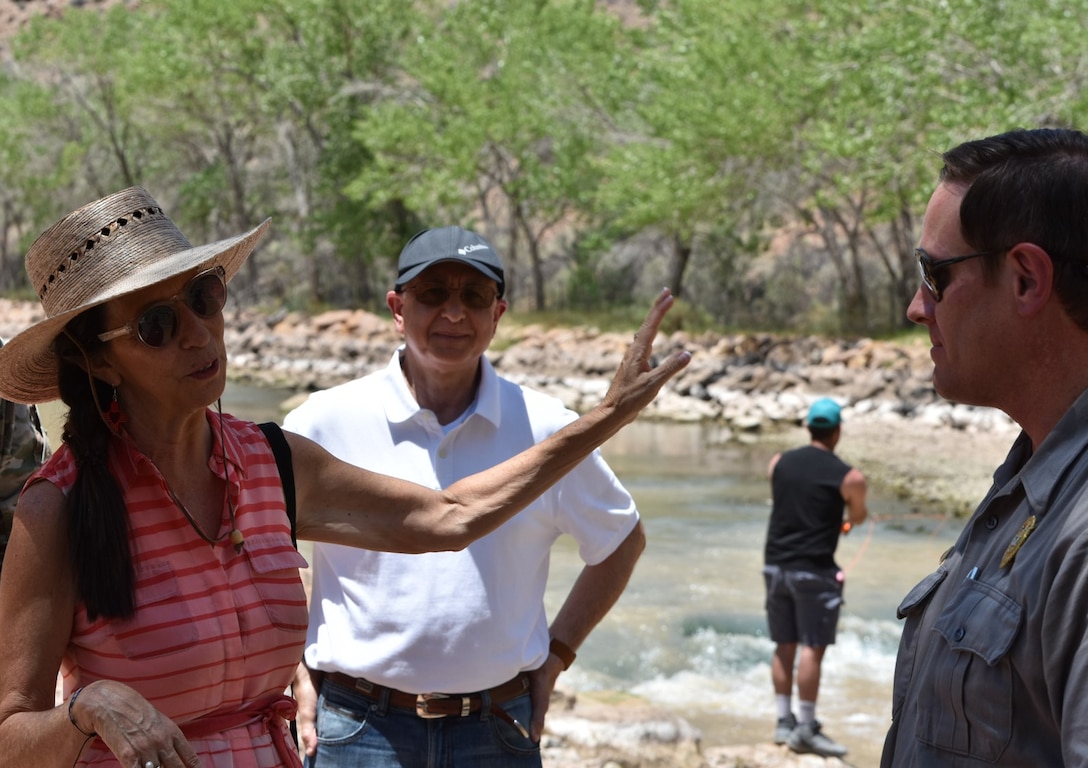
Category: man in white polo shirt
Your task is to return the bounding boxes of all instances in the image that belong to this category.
[285,226,645,768]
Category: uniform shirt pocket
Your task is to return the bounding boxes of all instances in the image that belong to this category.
[891,567,947,723]
[897,566,948,620]
[919,579,1022,762]
[933,579,1021,664]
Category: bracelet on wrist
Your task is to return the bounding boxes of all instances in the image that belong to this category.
[549,637,577,670]
[67,686,95,738]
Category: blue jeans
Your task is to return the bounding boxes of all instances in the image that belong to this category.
[304,676,541,768]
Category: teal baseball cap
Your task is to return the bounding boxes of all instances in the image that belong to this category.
[807,397,842,428]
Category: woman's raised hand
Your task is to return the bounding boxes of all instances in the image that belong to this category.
[600,288,691,422]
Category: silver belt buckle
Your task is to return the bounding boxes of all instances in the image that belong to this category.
[416,692,449,718]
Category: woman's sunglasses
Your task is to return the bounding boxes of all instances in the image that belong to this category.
[97,266,228,348]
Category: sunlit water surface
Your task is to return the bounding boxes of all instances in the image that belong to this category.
[219,382,963,766]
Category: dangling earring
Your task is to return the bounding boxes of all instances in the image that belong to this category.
[106,389,127,432]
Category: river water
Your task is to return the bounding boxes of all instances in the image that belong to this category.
[218,382,963,766]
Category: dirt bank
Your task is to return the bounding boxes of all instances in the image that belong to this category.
[837,418,1012,519]
[760,413,1014,528]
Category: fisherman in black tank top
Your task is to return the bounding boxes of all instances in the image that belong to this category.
[763,398,869,758]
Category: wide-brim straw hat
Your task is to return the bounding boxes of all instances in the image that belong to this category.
[0,186,270,404]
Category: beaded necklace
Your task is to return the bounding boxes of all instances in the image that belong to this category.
[168,400,244,553]
[74,334,246,553]
[129,399,245,553]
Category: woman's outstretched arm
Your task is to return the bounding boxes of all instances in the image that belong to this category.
[292,288,690,553]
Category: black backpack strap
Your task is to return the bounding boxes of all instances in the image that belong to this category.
[258,421,297,547]
[257,420,302,745]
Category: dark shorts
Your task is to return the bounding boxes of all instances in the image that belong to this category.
[763,564,843,647]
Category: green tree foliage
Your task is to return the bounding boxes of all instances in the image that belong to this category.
[346,0,622,309]
[590,0,796,308]
[1,0,1087,333]
[0,71,78,289]
[776,0,1088,332]
[12,1,278,296]
[248,0,420,305]
[9,0,417,305]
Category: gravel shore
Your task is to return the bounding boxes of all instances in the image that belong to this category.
[816,415,1015,520]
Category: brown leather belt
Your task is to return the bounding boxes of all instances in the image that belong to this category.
[324,671,532,738]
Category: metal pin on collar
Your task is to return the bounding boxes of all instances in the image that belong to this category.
[1000,514,1037,570]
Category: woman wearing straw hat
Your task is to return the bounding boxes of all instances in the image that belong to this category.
[0,187,689,768]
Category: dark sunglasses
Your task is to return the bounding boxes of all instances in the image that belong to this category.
[916,247,1006,302]
[98,266,228,348]
[403,282,498,310]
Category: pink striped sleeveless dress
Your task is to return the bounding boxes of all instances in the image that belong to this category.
[34,412,308,767]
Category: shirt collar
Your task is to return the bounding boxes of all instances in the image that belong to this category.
[383,347,502,429]
[210,409,246,483]
[999,388,1088,517]
[110,407,246,486]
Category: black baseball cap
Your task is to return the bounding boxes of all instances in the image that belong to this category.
[395,226,505,297]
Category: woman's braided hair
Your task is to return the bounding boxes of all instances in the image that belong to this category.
[55,306,135,620]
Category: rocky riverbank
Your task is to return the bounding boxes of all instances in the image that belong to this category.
[220,304,1016,519]
[9,297,1017,768]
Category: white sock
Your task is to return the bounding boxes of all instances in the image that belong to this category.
[799,700,816,724]
[776,694,793,719]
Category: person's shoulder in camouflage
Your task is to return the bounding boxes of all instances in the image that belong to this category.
[0,338,51,568]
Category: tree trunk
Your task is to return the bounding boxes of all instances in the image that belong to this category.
[668,233,692,299]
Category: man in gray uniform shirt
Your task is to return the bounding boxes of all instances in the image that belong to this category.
[883,127,1088,766]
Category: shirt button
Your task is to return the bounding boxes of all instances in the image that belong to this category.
[985,516,999,530]
[438,449,448,458]
[953,627,966,641]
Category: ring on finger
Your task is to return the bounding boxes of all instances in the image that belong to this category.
[144,761,160,768]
